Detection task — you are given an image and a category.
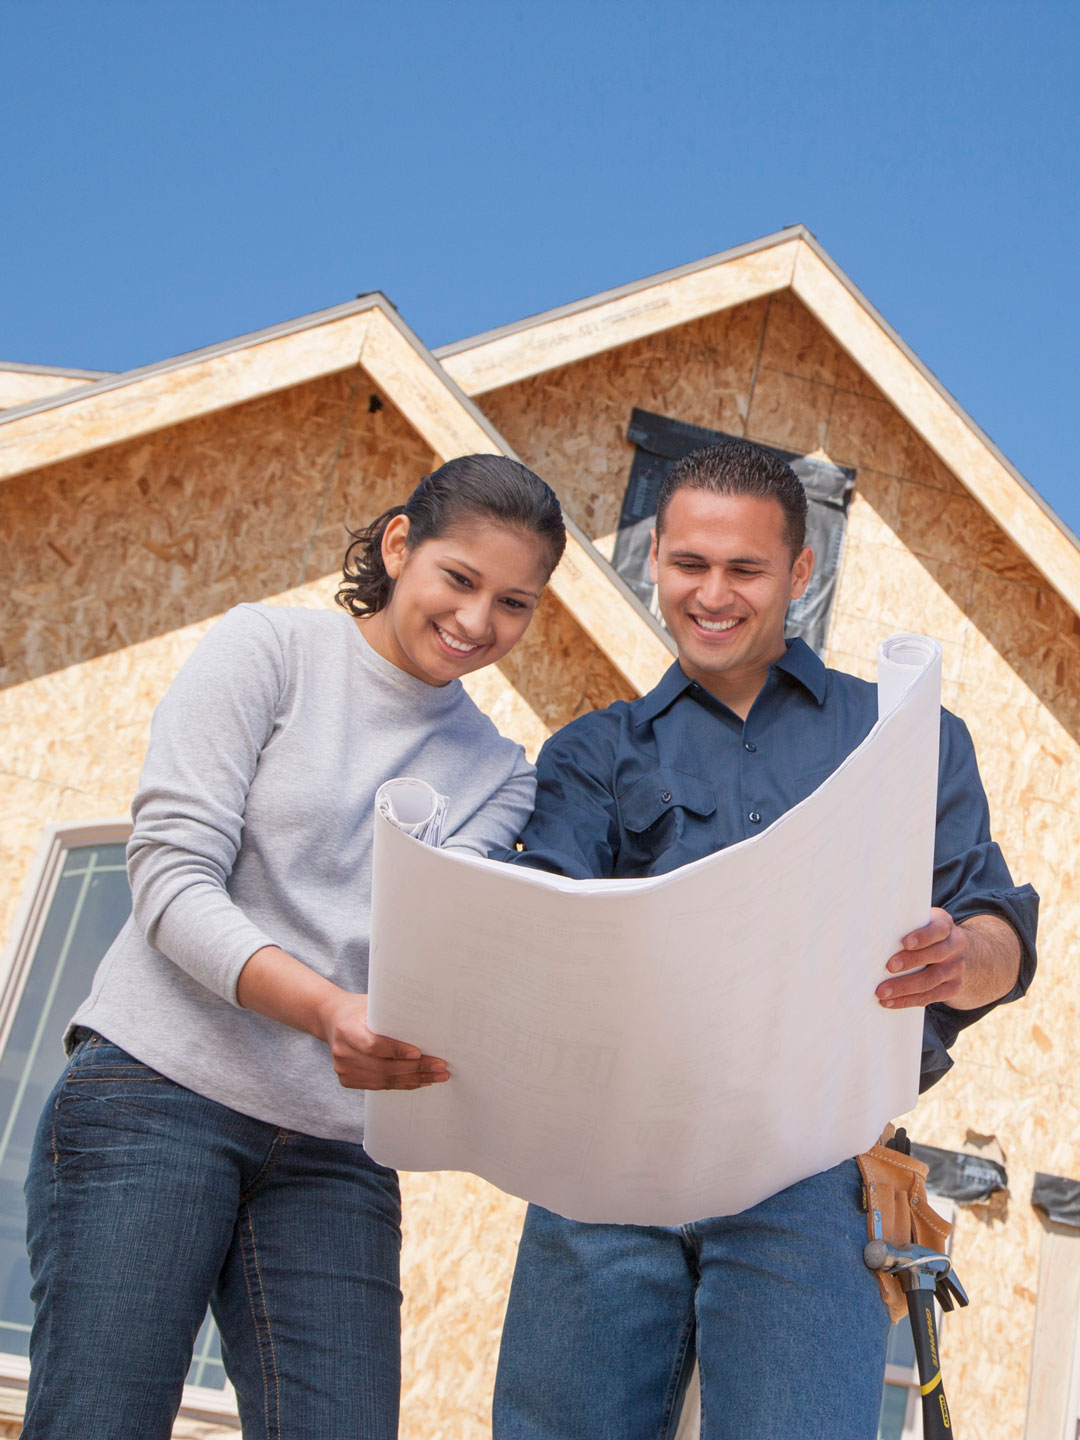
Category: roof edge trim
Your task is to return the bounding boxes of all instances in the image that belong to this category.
[0,361,113,381]
[434,226,812,360]
[0,295,395,430]
[794,233,1080,555]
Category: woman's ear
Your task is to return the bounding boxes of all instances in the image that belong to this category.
[381,514,412,579]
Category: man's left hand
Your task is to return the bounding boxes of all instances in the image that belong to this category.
[876,908,966,1009]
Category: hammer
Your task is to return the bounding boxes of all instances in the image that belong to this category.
[864,1239,969,1439]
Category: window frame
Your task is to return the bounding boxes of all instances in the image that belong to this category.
[0,820,239,1423]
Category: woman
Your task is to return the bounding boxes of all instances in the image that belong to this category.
[22,454,565,1440]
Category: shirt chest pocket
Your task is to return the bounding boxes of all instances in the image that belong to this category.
[616,769,718,874]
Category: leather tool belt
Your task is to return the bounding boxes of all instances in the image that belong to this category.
[856,1144,953,1323]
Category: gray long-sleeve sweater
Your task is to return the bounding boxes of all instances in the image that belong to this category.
[72,603,535,1142]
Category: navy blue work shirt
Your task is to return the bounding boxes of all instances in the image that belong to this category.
[495,638,1038,1091]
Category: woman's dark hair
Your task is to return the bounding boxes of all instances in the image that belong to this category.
[336,454,566,617]
[655,439,808,558]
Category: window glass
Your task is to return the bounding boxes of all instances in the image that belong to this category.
[0,841,227,1393]
[886,1316,916,1371]
[0,843,130,1359]
[877,1378,913,1438]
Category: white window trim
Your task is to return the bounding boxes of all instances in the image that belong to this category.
[0,818,131,1054]
[0,820,239,1424]
[1025,1215,1080,1440]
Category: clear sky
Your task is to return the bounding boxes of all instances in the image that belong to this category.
[3,0,1077,532]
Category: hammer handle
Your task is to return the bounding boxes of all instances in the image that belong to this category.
[907,1290,954,1438]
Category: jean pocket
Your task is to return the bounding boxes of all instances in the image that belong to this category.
[64,1036,167,1086]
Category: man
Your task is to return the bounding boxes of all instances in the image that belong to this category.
[492,440,1037,1440]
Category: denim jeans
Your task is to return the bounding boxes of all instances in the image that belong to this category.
[23,1031,402,1440]
[493,1160,891,1440]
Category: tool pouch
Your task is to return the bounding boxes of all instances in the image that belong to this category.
[856,1145,953,1323]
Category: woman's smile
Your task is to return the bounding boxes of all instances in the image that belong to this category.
[360,517,551,686]
[432,622,485,657]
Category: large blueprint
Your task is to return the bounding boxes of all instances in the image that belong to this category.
[365,635,941,1226]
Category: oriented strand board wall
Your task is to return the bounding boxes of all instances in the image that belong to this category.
[481,293,1080,1439]
[479,298,768,542]
[0,379,634,1440]
[0,366,436,688]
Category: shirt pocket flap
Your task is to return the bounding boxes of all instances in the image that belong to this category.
[794,760,838,800]
[618,769,717,834]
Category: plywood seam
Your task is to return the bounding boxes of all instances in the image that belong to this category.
[295,356,368,587]
[743,297,771,438]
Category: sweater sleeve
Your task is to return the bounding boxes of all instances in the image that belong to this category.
[441,748,536,859]
[487,714,622,877]
[126,605,286,1004]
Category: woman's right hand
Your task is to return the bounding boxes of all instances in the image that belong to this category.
[316,991,449,1090]
[237,945,448,1090]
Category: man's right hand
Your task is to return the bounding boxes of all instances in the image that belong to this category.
[315,991,449,1090]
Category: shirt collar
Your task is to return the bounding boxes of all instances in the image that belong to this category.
[631,636,827,727]
[774,636,827,705]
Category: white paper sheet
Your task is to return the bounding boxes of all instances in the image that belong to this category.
[365,634,942,1226]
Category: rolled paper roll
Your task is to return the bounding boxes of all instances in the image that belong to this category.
[375,777,448,846]
[877,633,942,720]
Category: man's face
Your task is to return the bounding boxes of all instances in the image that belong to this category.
[650,488,814,697]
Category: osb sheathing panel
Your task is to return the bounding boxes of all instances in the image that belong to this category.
[0,366,434,688]
[478,298,769,541]
[791,240,1080,622]
[441,239,798,396]
[0,338,669,701]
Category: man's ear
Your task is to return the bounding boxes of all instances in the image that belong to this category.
[648,527,659,584]
[381,514,412,579]
[790,545,814,600]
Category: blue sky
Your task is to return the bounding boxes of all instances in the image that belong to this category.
[3,0,1077,532]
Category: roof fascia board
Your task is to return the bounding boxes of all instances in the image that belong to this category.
[0,361,112,380]
[438,229,805,395]
[364,306,675,692]
[0,299,397,481]
[0,296,389,432]
[790,238,1080,615]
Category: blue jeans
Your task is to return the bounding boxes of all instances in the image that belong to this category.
[493,1160,891,1440]
[23,1031,402,1440]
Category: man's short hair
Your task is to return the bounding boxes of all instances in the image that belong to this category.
[655,439,808,558]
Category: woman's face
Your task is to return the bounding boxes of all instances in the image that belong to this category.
[362,516,552,686]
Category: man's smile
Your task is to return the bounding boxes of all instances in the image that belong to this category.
[691,615,745,634]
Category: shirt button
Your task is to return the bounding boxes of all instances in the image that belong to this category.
[748,810,762,824]
[660,790,672,804]
[744,741,757,752]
